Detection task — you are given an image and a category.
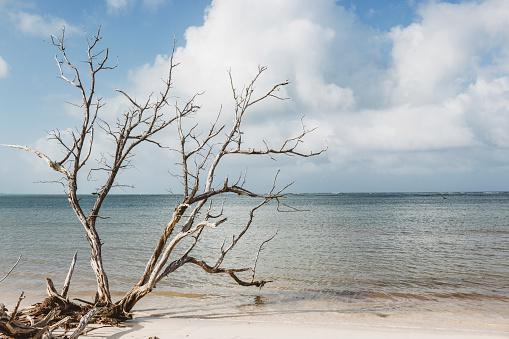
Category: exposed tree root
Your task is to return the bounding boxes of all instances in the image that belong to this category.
[0,294,128,339]
[0,257,129,339]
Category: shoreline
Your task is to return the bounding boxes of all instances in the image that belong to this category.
[3,192,508,338]
[79,315,509,339]
[5,291,509,338]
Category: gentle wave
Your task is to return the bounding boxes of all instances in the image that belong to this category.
[1,193,508,326]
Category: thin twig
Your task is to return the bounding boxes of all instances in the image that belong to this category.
[251,229,278,283]
[0,255,22,283]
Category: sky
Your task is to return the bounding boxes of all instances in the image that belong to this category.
[1,0,509,194]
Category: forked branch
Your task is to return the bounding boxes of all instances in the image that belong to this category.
[4,26,326,325]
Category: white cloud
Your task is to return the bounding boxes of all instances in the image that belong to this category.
[462,76,509,147]
[10,11,79,37]
[123,0,374,127]
[106,0,509,191]
[106,0,163,12]
[106,0,134,11]
[389,0,509,106]
[0,56,8,78]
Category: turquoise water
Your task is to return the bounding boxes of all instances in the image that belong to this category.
[1,193,508,326]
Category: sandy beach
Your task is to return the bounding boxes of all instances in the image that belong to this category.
[78,315,509,339]
[70,302,509,339]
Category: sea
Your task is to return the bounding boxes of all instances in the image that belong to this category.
[1,193,508,329]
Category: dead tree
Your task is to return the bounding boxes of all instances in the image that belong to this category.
[3,26,325,326]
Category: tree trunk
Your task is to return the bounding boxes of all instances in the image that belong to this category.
[67,182,113,305]
[87,234,111,306]
[116,285,150,313]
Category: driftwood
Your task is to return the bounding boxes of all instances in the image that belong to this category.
[69,308,102,339]
[0,295,106,339]
[61,251,78,300]
[0,292,61,338]
[0,253,116,339]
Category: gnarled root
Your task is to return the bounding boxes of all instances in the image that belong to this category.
[0,252,126,338]
[0,295,125,338]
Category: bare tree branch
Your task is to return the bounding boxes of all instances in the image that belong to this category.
[4,28,326,327]
[185,257,270,287]
[0,255,21,283]
[1,145,71,177]
[251,229,278,283]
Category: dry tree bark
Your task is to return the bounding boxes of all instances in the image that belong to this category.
[1,26,326,336]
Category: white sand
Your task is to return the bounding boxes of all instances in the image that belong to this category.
[80,316,509,339]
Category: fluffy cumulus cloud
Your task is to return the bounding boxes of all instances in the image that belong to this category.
[106,0,163,12]
[0,56,8,78]
[9,11,79,37]
[378,0,509,162]
[123,0,375,147]
[389,0,509,106]
[116,0,509,190]
[106,0,133,11]
[173,0,373,112]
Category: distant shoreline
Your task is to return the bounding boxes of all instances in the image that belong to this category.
[2,191,509,195]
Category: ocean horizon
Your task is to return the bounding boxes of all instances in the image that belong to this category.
[1,192,508,328]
